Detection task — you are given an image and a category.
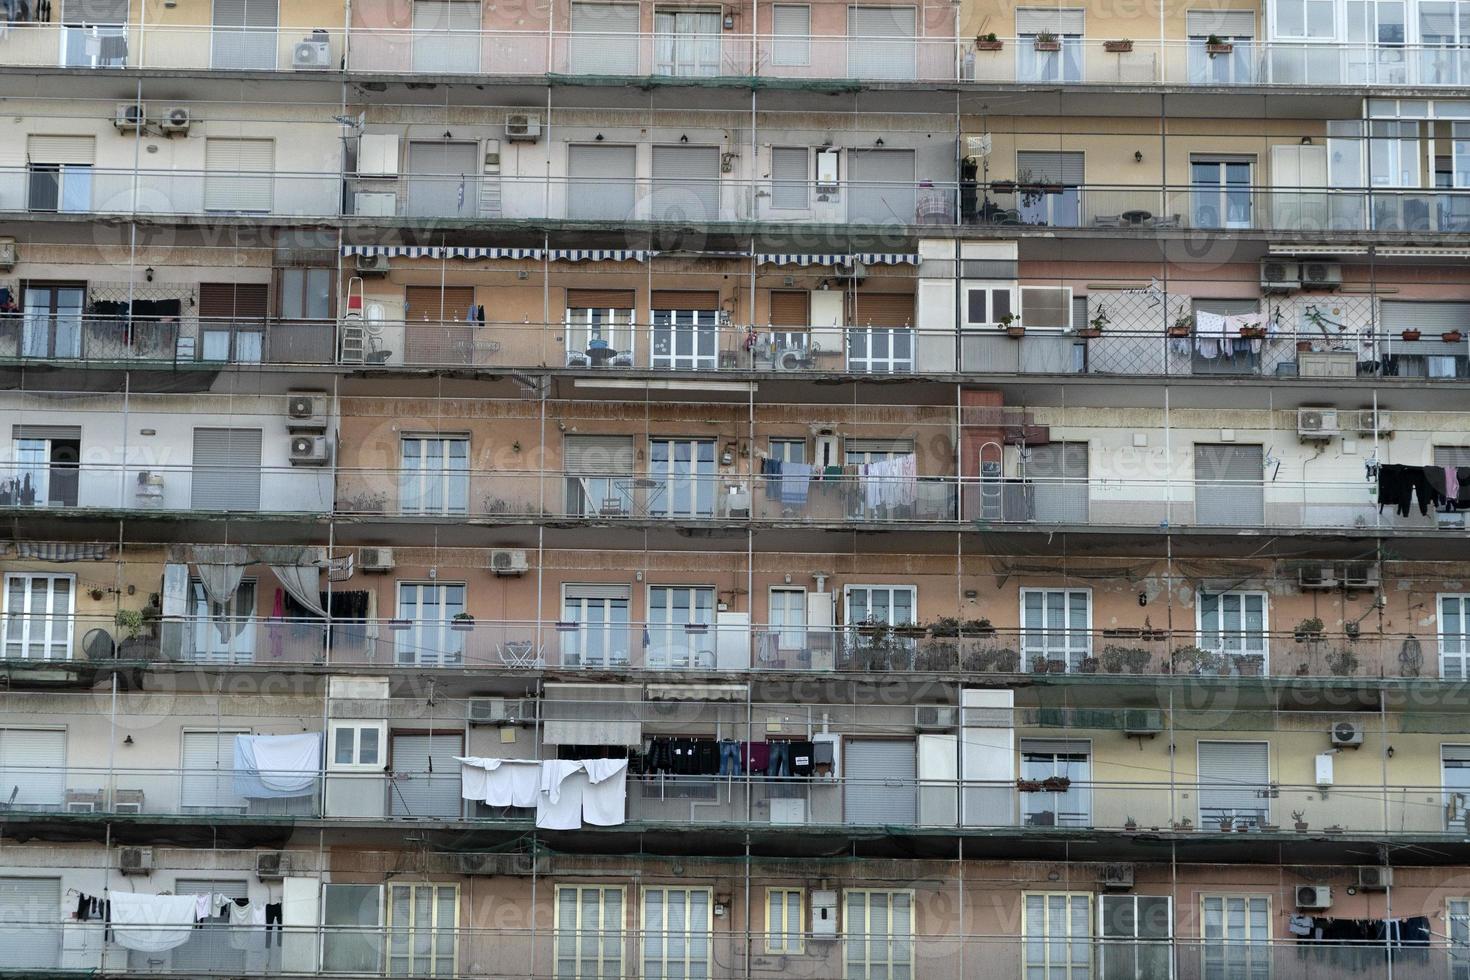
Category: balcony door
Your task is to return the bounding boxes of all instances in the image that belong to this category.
[11,425,80,507]
[189,579,257,665]
[561,584,632,667]
[3,573,75,661]
[406,141,480,219]
[649,437,716,517]
[1191,157,1254,229]
[847,5,916,79]
[20,283,84,359]
[653,8,721,76]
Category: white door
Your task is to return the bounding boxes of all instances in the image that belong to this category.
[3,574,75,660]
[769,587,807,648]
[561,585,632,668]
[189,579,257,664]
[1441,594,1470,678]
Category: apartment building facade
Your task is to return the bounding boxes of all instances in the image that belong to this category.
[3,0,1470,976]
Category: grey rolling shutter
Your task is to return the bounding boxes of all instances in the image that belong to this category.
[847,6,917,79]
[1016,8,1085,33]
[1016,151,1085,185]
[849,6,916,36]
[564,435,636,474]
[1381,301,1470,333]
[844,739,917,825]
[412,0,480,72]
[404,141,478,219]
[62,0,127,19]
[770,4,810,65]
[204,139,274,213]
[11,425,81,441]
[569,2,640,73]
[543,683,642,745]
[1434,447,1470,467]
[1194,444,1263,526]
[212,0,278,69]
[844,438,915,456]
[1197,741,1269,824]
[1186,9,1256,36]
[771,147,809,210]
[0,730,65,808]
[847,149,915,224]
[191,428,263,511]
[565,584,632,600]
[181,731,246,810]
[568,145,637,221]
[651,146,720,223]
[1193,299,1261,317]
[0,878,61,970]
[389,733,463,818]
[26,136,95,165]
[1028,443,1088,523]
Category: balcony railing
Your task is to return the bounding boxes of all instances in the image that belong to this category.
[6,615,1454,681]
[10,23,1470,90]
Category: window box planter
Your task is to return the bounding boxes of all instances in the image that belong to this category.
[387,619,412,632]
[1167,325,1192,338]
[554,621,580,632]
[1205,42,1235,55]
[1076,327,1103,339]
[975,39,1004,51]
[683,623,709,635]
[989,180,1017,194]
[1443,330,1464,343]
[1401,329,1421,341]
[1296,340,1313,353]
[1238,325,1266,339]
[1034,38,1062,51]
[1040,776,1071,792]
[1005,324,1026,338]
[1016,779,1044,793]
[451,616,475,632]
[1103,40,1134,53]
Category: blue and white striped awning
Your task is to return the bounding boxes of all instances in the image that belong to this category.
[442,246,544,260]
[341,244,438,258]
[851,253,920,265]
[755,253,849,267]
[548,248,654,262]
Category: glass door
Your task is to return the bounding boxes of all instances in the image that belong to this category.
[561,588,632,667]
[3,574,75,660]
[395,583,466,667]
[646,585,715,668]
[21,284,84,358]
[649,438,716,517]
[654,9,721,76]
[1191,158,1254,229]
[651,309,718,369]
[189,580,257,664]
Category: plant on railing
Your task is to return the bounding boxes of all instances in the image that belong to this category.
[1292,617,1325,641]
[115,609,145,639]
[1205,34,1234,55]
[1402,327,1422,341]
[1168,313,1194,338]
[1016,778,1044,792]
[1100,644,1153,674]
[963,647,1019,672]
[451,612,475,632]
[1104,38,1134,53]
[999,312,1024,338]
[340,491,387,513]
[1123,814,1138,830]
[1040,775,1071,792]
[1325,648,1359,676]
[1033,31,1061,51]
[1077,305,1109,338]
[1170,644,1221,675]
[1344,620,1360,640]
[975,32,1003,50]
[1172,817,1193,831]
[1444,329,1464,343]
[914,642,960,672]
[1292,810,1309,832]
[1218,815,1234,831]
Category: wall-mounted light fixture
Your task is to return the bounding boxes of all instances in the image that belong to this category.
[144,267,154,282]
[679,134,689,143]
[1133,150,1143,163]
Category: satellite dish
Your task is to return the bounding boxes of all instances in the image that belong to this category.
[83,628,116,661]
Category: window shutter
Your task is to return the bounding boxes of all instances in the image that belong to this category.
[773,3,808,34]
[1186,9,1255,37]
[0,730,65,807]
[25,136,95,165]
[851,292,914,326]
[564,583,632,600]
[214,0,278,27]
[567,289,636,310]
[181,730,245,809]
[11,425,81,441]
[190,428,263,511]
[1434,446,1470,467]
[388,732,463,818]
[571,1,638,33]
[770,147,809,209]
[62,0,127,20]
[842,739,917,824]
[404,286,475,323]
[1016,151,1085,185]
[651,290,719,309]
[1381,300,1470,334]
[651,146,720,222]
[564,435,636,474]
[1020,286,1072,329]
[204,138,274,212]
[843,437,915,455]
[1197,741,1270,820]
[848,6,916,37]
[1016,7,1084,33]
[768,290,809,326]
[198,282,269,319]
[1192,298,1260,316]
[1027,443,1087,478]
[0,877,62,970]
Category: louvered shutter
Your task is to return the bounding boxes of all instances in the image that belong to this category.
[768,291,809,326]
[0,730,65,808]
[11,425,81,441]
[204,138,274,212]
[564,583,633,600]
[25,136,95,165]
[181,730,247,810]
[564,435,635,474]
[567,289,636,310]
[190,428,263,511]
[389,733,463,818]
[0,878,61,970]
[214,0,278,28]
[771,4,810,65]
[852,292,914,326]
[212,0,278,68]
[405,286,476,323]
[651,146,720,222]
[843,739,917,825]
[1186,9,1256,36]
[568,145,637,220]
[1434,447,1470,466]
[771,147,809,209]
[844,437,915,455]
[1016,7,1085,33]
[62,0,126,20]
[848,6,916,36]
[1194,443,1263,526]
[1017,151,1085,185]
[198,282,269,320]
[1197,741,1269,824]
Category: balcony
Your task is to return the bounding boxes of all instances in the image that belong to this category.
[0,315,333,366]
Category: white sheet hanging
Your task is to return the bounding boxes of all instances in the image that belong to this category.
[581,758,628,826]
[109,892,200,952]
[233,733,321,798]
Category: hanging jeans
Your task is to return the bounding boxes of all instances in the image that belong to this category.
[718,740,742,775]
[264,904,283,948]
[767,741,792,778]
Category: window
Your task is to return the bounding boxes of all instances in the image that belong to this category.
[197,282,267,362]
[171,878,248,975]
[1027,442,1089,524]
[395,582,466,667]
[330,722,384,769]
[556,885,625,979]
[766,888,803,953]
[203,137,274,213]
[412,0,480,73]
[1019,286,1073,331]
[564,435,637,517]
[646,585,715,669]
[1197,591,1267,673]
[60,0,129,67]
[844,890,913,980]
[847,5,917,80]
[1021,588,1091,671]
[651,308,720,370]
[568,144,638,221]
[3,574,75,661]
[1201,895,1269,980]
[27,163,92,213]
[965,285,1013,327]
[566,293,635,367]
[561,584,632,668]
[1369,120,1420,187]
[1191,157,1255,229]
[1275,0,1333,37]
[1441,594,1470,678]
[649,438,717,517]
[642,888,711,979]
[1023,892,1092,979]
[845,585,916,627]
[1020,739,1091,827]
[651,145,721,222]
[388,883,458,976]
[769,587,807,649]
[1197,741,1270,828]
[279,268,333,320]
[322,883,383,974]
[1193,443,1263,526]
[191,428,264,511]
[18,283,85,359]
[1017,9,1084,82]
[771,146,810,209]
[10,425,80,507]
[400,435,470,515]
[212,0,279,69]
[180,729,248,812]
[770,5,810,66]
[653,8,721,77]
[188,578,257,664]
[1186,10,1254,84]
[1100,895,1172,979]
[769,438,806,464]
[0,877,62,970]
[1016,151,1084,227]
[568,2,640,74]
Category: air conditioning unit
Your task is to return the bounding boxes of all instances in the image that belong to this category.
[355,254,391,275]
[915,705,957,729]
[1297,407,1340,441]
[1340,563,1380,589]
[0,239,15,270]
[1331,720,1364,748]
[255,850,292,880]
[289,434,332,466]
[1300,261,1343,289]
[489,549,529,576]
[286,391,328,431]
[159,107,191,134]
[1100,863,1135,890]
[114,799,143,815]
[292,37,332,70]
[775,348,807,371]
[1122,708,1164,736]
[467,697,535,725]
[354,192,398,217]
[1298,565,1338,590]
[1354,409,1393,436]
[832,260,867,282]
[505,113,542,142]
[1357,867,1392,890]
[114,102,146,131]
[358,547,394,571]
[1296,885,1332,910]
[118,846,154,875]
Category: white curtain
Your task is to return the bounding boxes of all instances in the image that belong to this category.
[270,563,327,618]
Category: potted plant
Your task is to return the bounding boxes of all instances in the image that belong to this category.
[1123,815,1138,831]
[1170,644,1217,675]
[1293,810,1309,832]
[1293,617,1325,641]
[1238,323,1267,339]
[1326,649,1359,676]
[1017,778,1044,792]
[929,616,962,638]
[1402,328,1421,341]
[388,618,412,631]
[451,612,475,632]
[1218,816,1234,831]
[1079,656,1100,674]
[1046,658,1069,674]
[1078,306,1109,339]
[1033,31,1061,51]
[114,609,146,659]
[1172,817,1193,831]
[1000,313,1025,338]
[989,178,1017,194]
[1443,329,1464,343]
[1344,621,1360,640]
[894,621,927,639]
[1041,775,1071,792]
[1030,654,1050,673]
[1296,339,1314,353]
[1168,313,1194,338]
[554,620,580,632]
[1205,34,1234,55]
[963,617,996,637]
[975,31,1003,51]
[1104,38,1134,53]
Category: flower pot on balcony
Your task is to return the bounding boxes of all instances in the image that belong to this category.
[1167,326,1191,338]
[1034,39,1062,51]
[388,619,412,631]
[1206,42,1234,55]
[1238,326,1266,339]
[1103,40,1134,53]
[1218,817,1234,831]
[1006,325,1026,338]
[990,180,1017,194]
[1443,330,1464,343]
[1296,340,1313,353]
[1016,779,1044,793]
[1294,821,1310,832]
[1401,329,1421,341]
[1076,328,1103,339]
[975,39,1004,51]
[450,617,474,632]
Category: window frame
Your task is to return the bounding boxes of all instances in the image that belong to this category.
[1449,897,1470,980]
[1022,891,1094,979]
[641,886,712,979]
[321,882,384,975]
[1195,589,1269,670]
[765,886,805,954]
[964,284,1015,328]
[1099,894,1174,980]
[386,882,459,977]
[555,884,626,980]
[1019,587,1093,670]
[1439,593,1470,679]
[843,584,918,628]
[769,4,811,66]
[398,433,471,517]
[842,888,914,980]
[1200,894,1271,980]
[2,572,76,661]
[328,721,386,771]
[394,581,467,668]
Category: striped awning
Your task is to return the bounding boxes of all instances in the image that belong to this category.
[548,248,654,263]
[340,244,438,258]
[341,245,545,260]
[8,541,112,562]
[756,253,849,267]
[852,253,920,265]
[443,246,544,260]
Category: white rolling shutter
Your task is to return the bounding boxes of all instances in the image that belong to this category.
[25,136,95,165]
[204,138,274,213]
[190,428,263,512]
[564,435,636,475]
[847,6,917,79]
[651,146,720,222]
[1016,151,1085,185]
[1194,443,1263,526]
[569,2,640,73]
[412,0,480,72]
[843,739,917,825]
[1197,741,1269,825]
[211,0,278,69]
[771,147,809,209]
[847,148,915,224]
[0,878,61,970]
[1016,7,1085,33]
[0,730,65,808]
[181,730,247,811]
[1186,9,1256,36]
[568,144,637,220]
[389,733,463,818]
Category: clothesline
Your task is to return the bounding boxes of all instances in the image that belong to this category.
[456,757,627,830]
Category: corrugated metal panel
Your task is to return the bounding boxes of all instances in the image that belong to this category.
[1017,151,1085,185]
[771,147,808,210]
[568,144,637,221]
[567,289,636,310]
[389,733,463,818]
[542,682,642,745]
[843,739,916,825]
[651,290,719,310]
[852,292,914,326]
[405,286,475,323]
[190,428,263,512]
[0,730,65,807]
[25,136,95,165]
[1194,443,1263,526]
[651,146,720,223]
[204,138,274,212]
[181,730,246,810]
[0,878,61,970]
[564,435,636,474]
[1381,300,1470,333]
[1186,9,1255,36]
[11,425,81,441]
[1197,741,1269,821]
[1017,7,1085,33]
[768,291,808,325]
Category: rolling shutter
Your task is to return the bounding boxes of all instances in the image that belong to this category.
[543,683,642,745]
[405,286,476,323]
[852,293,914,326]
[191,428,263,511]
[847,148,915,224]
[1186,9,1255,36]
[11,425,81,441]
[848,6,915,36]
[564,435,635,474]
[844,437,915,455]
[1016,7,1084,33]
[25,136,95,165]
[198,282,269,321]
[1194,443,1263,527]
[567,289,636,310]
[181,730,246,810]
[569,1,639,72]
[771,147,809,209]
[568,145,637,220]
[1016,151,1085,186]
[1193,299,1260,317]
[651,290,719,310]
[565,583,632,600]
[204,138,274,212]
[1029,442,1088,523]
[0,730,65,808]
[843,739,917,825]
[1197,741,1269,823]
[0,878,61,970]
[214,0,278,27]
[1381,301,1470,333]
[62,0,126,19]
[404,141,478,219]
[769,291,809,326]
[389,733,463,818]
[1434,447,1470,467]
[651,146,720,222]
